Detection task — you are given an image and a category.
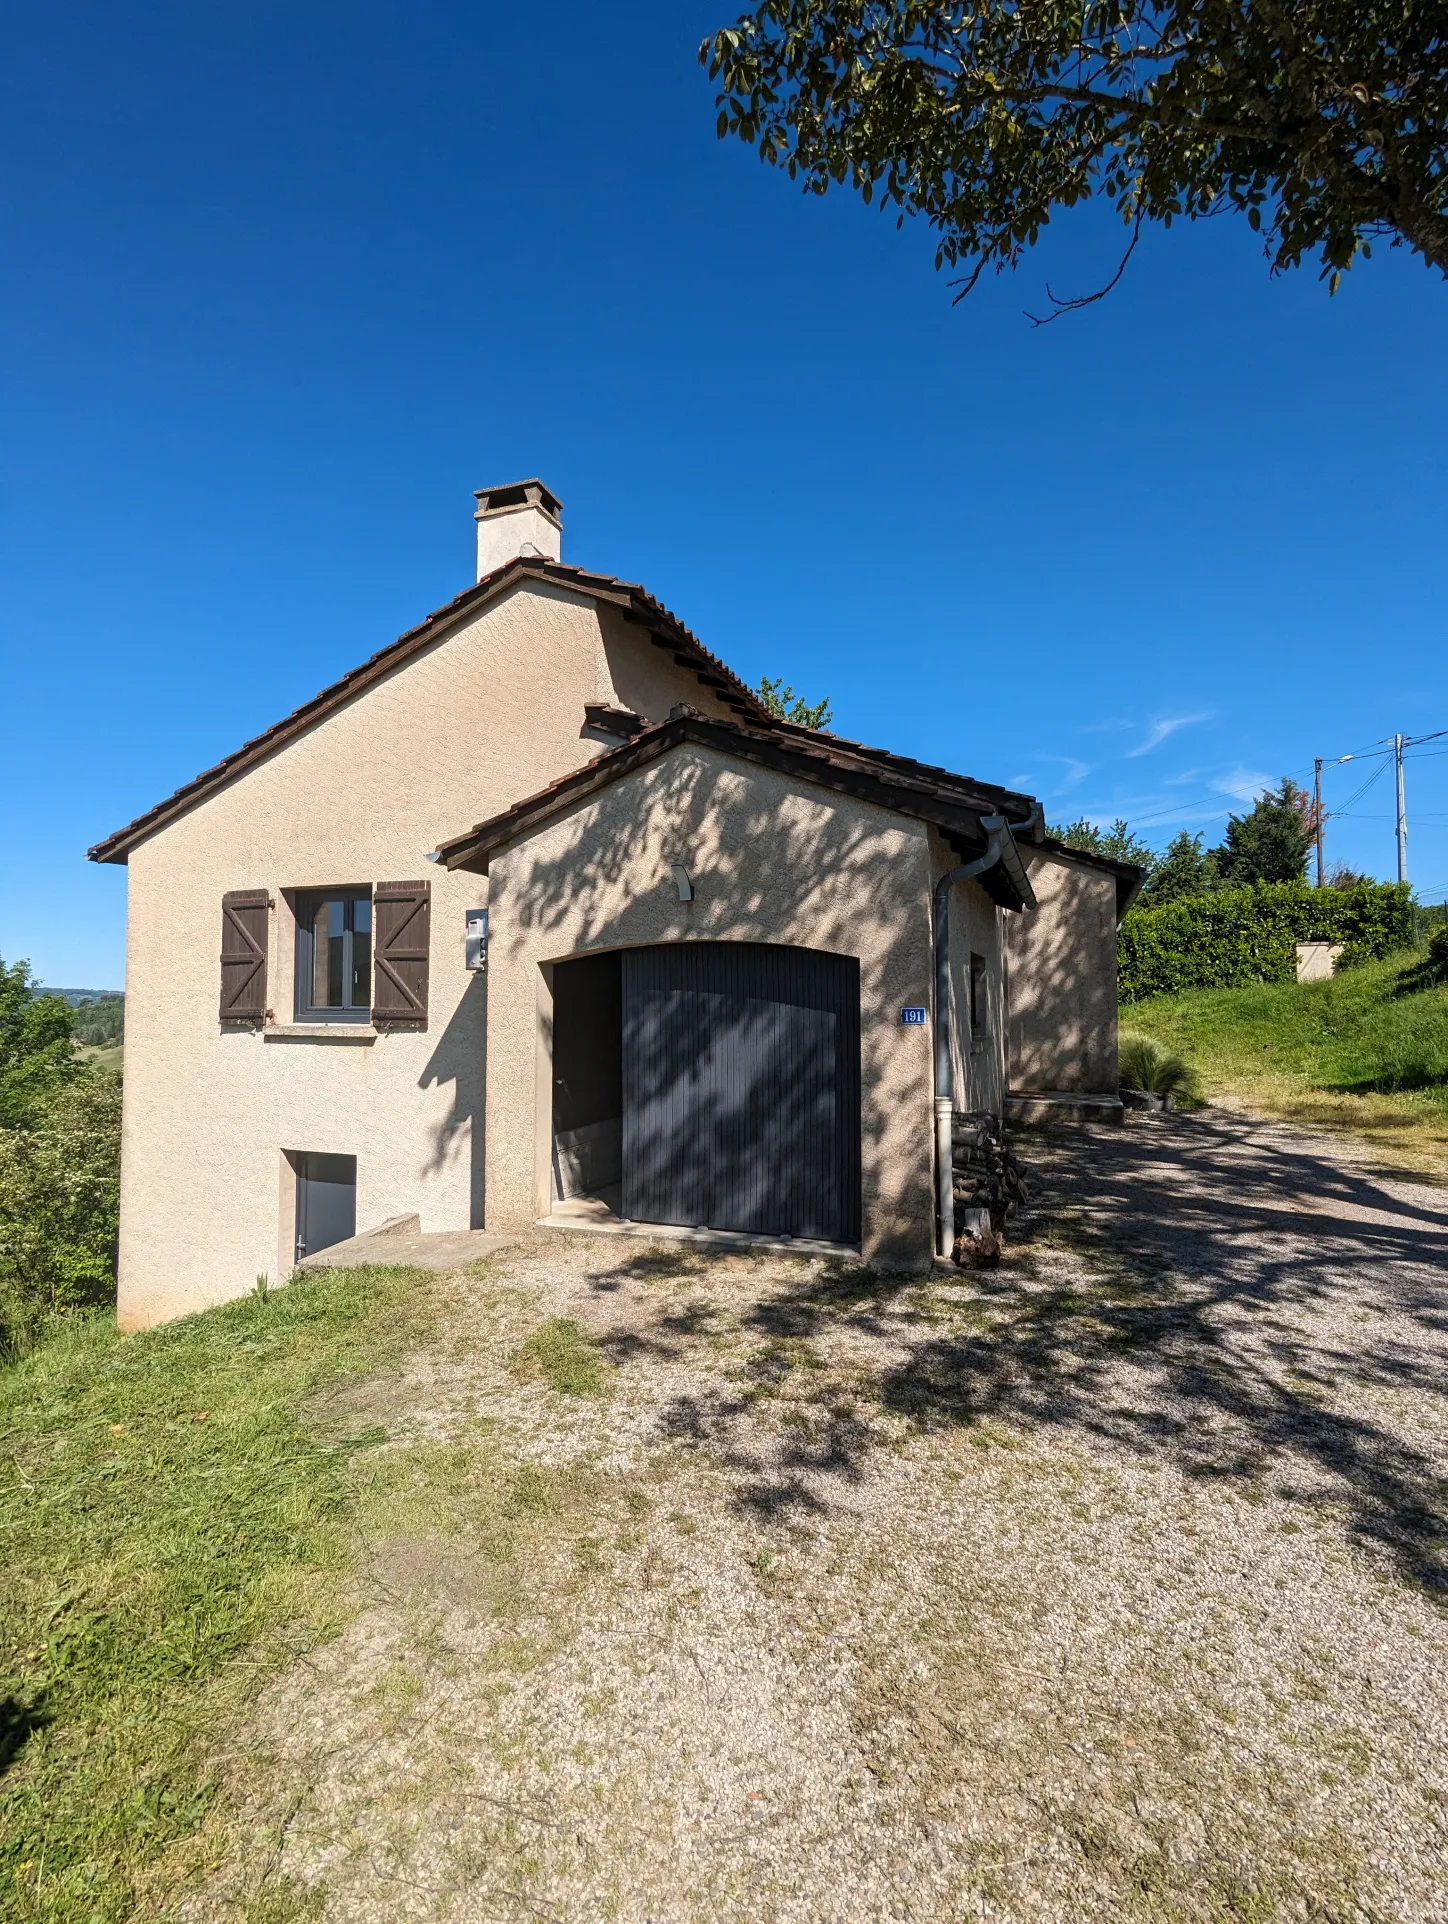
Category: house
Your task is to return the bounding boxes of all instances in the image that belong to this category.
[90,482,1140,1328]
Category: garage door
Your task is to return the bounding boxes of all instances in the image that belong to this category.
[621,943,860,1244]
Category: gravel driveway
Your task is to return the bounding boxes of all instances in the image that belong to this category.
[190,1111,1448,1923]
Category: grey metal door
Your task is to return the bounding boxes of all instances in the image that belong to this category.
[621,944,860,1243]
[295,1152,357,1260]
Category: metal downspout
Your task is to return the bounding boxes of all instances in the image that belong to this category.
[932,813,1013,1259]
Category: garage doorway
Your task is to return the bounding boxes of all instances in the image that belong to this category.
[551,943,860,1245]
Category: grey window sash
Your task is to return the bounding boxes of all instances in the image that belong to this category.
[294,890,372,1023]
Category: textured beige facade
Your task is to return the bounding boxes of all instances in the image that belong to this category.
[1003,849,1120,1095]
[115,580,738,1328]
[108,537,1120,1328]
[481,743,991,1271]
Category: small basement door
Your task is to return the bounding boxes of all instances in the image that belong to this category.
[294,1151,357,1261]
[620,943,860,1244]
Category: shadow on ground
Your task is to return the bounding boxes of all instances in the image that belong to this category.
[583,1109,1448,1597]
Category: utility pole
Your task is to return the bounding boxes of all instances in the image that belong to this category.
[1395,733,1408,884]
[1313,757,1325,887]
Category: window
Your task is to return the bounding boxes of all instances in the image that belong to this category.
[295,891,372,1022]
[969,953,988,1035]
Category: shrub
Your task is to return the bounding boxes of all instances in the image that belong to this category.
[1398,926,1448,995]
[1119,1034,1201,1106]
[0,955,77,1128]
[1119,881,1412,1002]
[0,1068,121,1360]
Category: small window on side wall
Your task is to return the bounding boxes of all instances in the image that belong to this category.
[969,952,988,1033]
[295,890,372,1022]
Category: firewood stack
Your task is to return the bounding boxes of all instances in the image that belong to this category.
[950,1112,1029,1266]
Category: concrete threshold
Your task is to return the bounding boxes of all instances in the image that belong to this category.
[537,1200,859,1262]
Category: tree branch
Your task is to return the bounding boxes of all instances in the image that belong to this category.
[1025,209,1144,324]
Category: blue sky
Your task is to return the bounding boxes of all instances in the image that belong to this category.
[4,0,1445,990]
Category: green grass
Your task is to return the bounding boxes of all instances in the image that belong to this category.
[511,1316,611,1397]
[0,1263,441,1922]
[1124,950,1448,1173]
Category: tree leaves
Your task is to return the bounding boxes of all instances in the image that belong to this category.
[701,1,1448,304]
[757,674,834,728]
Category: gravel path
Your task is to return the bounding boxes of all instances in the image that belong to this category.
[190,1111,1448,1923]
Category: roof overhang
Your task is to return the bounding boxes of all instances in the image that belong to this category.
[1036,838,1146,918]
[436,712,1043,891]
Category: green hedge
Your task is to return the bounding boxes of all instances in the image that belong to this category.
[1118,882,1413,1003]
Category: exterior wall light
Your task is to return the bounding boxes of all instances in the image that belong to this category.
[670,865,694,903]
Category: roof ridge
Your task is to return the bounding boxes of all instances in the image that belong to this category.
[87,554,769,863]
[436,711,1043,874]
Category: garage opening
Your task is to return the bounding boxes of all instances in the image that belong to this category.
[551,942,860,1246]
[551,950,624,1213]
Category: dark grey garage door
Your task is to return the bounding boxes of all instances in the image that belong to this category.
[621,943,860,1244]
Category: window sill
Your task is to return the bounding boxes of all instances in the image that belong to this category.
[264,1023,377,1044]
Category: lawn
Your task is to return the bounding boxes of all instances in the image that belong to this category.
[1123,949,1448,1175]
[0,1263,445,1922]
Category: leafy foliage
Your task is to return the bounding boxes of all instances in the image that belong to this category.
[702,2,1448,316]
[1118,880,1413,1000]
[758,674,834,728]
[0,957,77,1129]
[70,995,124,1050]
[1214,778,1314,885]
[0,1072,122,1360]
[1142,829,1214,903]
[1047,815,1153,866]
[0,960,121,1359]
[1118,1032,1201,1104]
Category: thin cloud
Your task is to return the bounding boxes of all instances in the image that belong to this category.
[1007,754,1092,794]
[1212,767,1274,805]
[1126,712,1214,758]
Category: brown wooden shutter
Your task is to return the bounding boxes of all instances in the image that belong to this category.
[373,880,430,1029]
[219,889,269,1025]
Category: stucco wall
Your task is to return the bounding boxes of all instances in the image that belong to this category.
[1003,850,1119,1094]
[481,743,939,1270]
[115,579,741,1328]
[930,830,1006,1117]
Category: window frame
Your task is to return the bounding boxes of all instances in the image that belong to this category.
[968,951,988,1036]
[293,888,374,1024]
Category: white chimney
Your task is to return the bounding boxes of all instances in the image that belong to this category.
[473,479,563,579]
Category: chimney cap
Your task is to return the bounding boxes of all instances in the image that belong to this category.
[473,478,563,523]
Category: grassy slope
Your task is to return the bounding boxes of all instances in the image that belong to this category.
[74,1043,123,1075]
[0,1265,443,1923]
[1123,950,1448,1175]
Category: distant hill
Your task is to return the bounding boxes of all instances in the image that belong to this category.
[44,988,125,1006]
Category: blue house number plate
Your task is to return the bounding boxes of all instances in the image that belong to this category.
[899,1006,927,1026]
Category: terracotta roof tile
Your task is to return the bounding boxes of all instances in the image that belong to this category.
[435,711,1043,914]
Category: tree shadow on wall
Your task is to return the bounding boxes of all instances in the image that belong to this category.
[488,760,941,1261]
[418,972,488,1229]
